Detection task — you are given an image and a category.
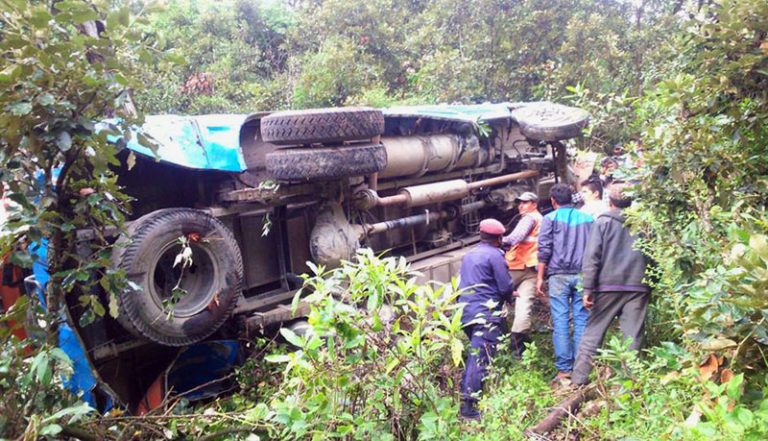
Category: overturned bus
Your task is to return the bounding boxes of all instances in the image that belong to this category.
[19,102,588,411]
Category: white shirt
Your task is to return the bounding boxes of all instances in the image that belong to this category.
[580,200,609,219]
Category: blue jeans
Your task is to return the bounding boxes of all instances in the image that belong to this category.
[548,274,589,373]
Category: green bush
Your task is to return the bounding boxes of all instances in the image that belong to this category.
[267,250,466,439]
[630,0,768,362]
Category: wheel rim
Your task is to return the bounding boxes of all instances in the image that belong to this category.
[148,239,218,318]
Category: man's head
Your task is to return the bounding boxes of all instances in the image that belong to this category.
[479,218,505,245]
[600,157,619,176]
[607,182,632,209]
[515,191,539,214]
[549,183,573,208]
[579,178,603,202]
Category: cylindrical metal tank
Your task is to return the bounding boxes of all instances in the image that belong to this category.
[378,134,486,179]
[399,179,469,206]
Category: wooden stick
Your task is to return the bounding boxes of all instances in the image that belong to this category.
[529,385,597,435]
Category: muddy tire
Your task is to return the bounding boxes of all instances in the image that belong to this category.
[112,209,243,346]
[261,107,385,145]
[266,143,387,181]
[512,103,590,141]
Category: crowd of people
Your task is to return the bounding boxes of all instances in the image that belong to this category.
[456,171,652,420]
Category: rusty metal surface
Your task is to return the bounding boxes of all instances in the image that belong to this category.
[365,210,447,235]
[378,136,430,178]
[357,170,538,210]
[379,135,486,179]
[410,242,478,286]
[244,302,311,332]
[221,182,317,203]
[363,200,486,236]
[286,213,312,276]
[372,192,410,207]
[375,162,510,191]
[400,179,469,207]
[467,169,539,190]
[239,214,282,289]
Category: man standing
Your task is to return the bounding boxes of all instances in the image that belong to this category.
[579,178,608,218]
[537,184,593,383]
[458,218,514,420]
[503,192,542,357]
[571,184,651,385]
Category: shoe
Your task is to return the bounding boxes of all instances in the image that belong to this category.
[509,332,530,359]
[459,400,481,420]
[549,371,572,388]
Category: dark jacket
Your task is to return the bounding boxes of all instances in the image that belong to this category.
[581,208,651,295]
[458,242,514,325]
[537,205,594,277]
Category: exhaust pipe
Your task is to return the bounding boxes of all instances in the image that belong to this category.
[355,169,538,210]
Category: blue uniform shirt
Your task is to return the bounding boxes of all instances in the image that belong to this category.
[458,242,514,325]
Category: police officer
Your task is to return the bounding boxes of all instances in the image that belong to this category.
[458,218,514,420]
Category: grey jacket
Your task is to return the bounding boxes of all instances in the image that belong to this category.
[582,208,651,295]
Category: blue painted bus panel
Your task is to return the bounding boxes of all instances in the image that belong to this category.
[122,105,524,172]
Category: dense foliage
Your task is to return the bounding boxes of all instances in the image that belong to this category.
[139,0,680,121]
[630,0,768,370]
[0,0,166,436]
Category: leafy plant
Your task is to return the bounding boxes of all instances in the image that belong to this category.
[267,250,467,439]
[0,0,167,437]
[629,0,768,367]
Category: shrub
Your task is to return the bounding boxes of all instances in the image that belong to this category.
[267,250,466,440]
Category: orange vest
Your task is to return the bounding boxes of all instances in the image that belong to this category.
[505,211,542,270]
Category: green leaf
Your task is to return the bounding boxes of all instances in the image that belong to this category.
[30,8,53,27]
[44,402,93,424]
[0,0,25,11]
[56,132,72,152]
[749,234,768,260]
[7,102,32,116]
[367,290,380,311]
[37,93,55,106]
[245,402,270,422]
[280,327,304,347]
[265,354,290,363]
[9,251,35,268]
[108,292,119,318]
[117,7,131,26]
[385,357,399,374]
[0,64,20,84]
[700,338,737,351]
[91,298,106,317]
[40,424,62,436]
[450,338,464,367]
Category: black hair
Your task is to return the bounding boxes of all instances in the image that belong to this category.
[550,183,573,205]
[601,157,619,168]
[608,182,632,208]
[580,177,603,199]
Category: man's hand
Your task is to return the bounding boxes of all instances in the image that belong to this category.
[583,293,594,310]
[536,278,546,297]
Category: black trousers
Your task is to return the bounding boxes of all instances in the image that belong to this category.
[571,291,650,385]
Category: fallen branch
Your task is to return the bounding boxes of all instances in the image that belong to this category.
[528,384,598,435]
[61,425,100,441]
[196,427,269,441]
